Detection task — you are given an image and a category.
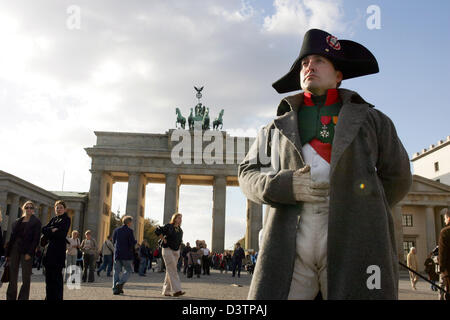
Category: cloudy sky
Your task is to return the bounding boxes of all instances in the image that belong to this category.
[1,0,449,249]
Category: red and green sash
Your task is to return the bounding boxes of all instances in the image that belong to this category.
[298,89,342,163]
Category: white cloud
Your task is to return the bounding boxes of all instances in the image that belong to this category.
[263,0,347,36]
[210,0,255,22]
[0,0,355,250]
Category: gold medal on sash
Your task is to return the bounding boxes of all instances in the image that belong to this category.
[333,116,338,124]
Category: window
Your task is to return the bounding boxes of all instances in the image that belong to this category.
[434,161,439,172]
[402,214,413,227]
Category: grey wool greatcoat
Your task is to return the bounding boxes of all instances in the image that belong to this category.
[238,88,412,300]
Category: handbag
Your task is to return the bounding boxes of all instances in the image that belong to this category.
[40,234,48,247]
[1,262,10,283]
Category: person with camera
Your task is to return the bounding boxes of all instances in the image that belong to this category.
[438,208,450,300]
[155,212,184,297]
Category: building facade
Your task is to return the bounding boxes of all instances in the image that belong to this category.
[412,136,450,185]
[0,170,87,241]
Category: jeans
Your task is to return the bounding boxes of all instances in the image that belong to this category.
[139,257,147,275]
[97,254,113,276]
[231,260,242,277]
[113,260,132,289]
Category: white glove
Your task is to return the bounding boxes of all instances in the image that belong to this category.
[292,165,329,202]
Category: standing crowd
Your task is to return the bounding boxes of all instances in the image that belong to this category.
[406,208,450,300]
[0,205,257,300]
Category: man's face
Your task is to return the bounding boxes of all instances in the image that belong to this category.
[445,214,450,226]
[300,54,343,95]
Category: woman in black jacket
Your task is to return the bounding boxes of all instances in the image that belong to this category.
[155,212,184,297]
[5,200,42,300]
[42,200,71,300]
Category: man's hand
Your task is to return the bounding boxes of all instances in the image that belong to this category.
[292,165,329,202]
[24,254,31,261]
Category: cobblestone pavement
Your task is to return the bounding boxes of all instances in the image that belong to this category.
[0,268,442,300]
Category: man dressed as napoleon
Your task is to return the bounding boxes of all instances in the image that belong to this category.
[238,29,412,299]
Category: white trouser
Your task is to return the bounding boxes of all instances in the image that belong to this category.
[288,201,329,300]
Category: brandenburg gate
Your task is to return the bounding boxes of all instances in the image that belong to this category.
[84,129,262,252]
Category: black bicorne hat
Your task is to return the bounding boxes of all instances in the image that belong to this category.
[272,29,379,94]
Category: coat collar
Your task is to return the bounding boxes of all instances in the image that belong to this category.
[274,88,372,174]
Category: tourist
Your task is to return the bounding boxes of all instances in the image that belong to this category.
[187,242,203,278]
[225,251,232,273]
[155,212,185,297]
[97,234,114,277]
[133,244,140,273]
[112,215,137,295]
[201,242,210,275]
[5,200,41,300]
[181,242,192,275]
[64,230,80,282]
[139,240,149,276]
[424,252,439,291]
[80,230,98,282]
[231,242,245,278]
[42,200,71,300]
[438,208,450,300]
[407,247,418,290]
[0,209,4,267]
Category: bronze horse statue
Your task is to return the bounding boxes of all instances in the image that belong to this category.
[213,109,224,130]
[175,107,186,129]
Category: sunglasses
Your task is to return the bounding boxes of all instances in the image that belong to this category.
[25,206,34,210]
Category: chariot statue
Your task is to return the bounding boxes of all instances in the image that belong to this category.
[174,86,224,131]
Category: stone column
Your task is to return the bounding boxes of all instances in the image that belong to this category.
[393,205,404,263]
[6,194,20,241]
[126,172,146,243]
[212,175,226,253]
[163,173,180,224]
[245,199,262,251]
[41,205,50,225]
[425,206,436,254]
[34,201,41,224]
[85,170,105,242]
[72,207,81,232]
[0,191,8,233]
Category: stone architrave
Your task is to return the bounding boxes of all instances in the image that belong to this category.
[393,205,405,263]
[125,172,146,243]
[163,173,180,224]
[425,206,436,254]
[245,199,262,251]
[212,175,226,253]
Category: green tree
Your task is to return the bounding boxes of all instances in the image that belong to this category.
[109,212,122,236]
[143,218,160,249]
